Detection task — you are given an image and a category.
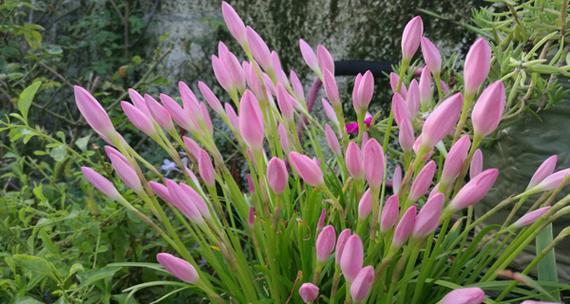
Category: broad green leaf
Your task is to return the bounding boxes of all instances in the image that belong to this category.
[78,266,120,289]
[75,135,91,151]
[49,144,67,162]
[12,254,59,282]
[18,81,42,121]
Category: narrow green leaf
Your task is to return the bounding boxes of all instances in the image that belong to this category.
[18,81,42,121]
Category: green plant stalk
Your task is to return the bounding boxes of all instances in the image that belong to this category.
[535,223,560,301]
[452,92,474,142]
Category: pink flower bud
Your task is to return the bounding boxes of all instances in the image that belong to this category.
[442,135,471,184]
[246,26,272,70]
[276,84,295,120]
[358,188,373,219]
[463,38,492,95]
[324,124,341,156]
[221,1,246,45]
[145,94,174,131]
[389,72,408,97]
[298,283,319,303]
[211,55,233,92]
[316,225,336,262]
[289,70,305,101]
[267,157,288,194]
[165,180,204,223]
[352,71,374,113]
[469,149,483,180]
[520,300,559,304]
[321,98,338,125]
[533,168,570,192]
[148,181,173,203]
[323,69,340,106]
[74,86,115,140]
[441,287,485,304]
[513,206,551,228]
[340,235,363,282]
[316,208,326,232]
[239,90,265,150]
[121,101,157,136]
[401,16,423,60]
[225,103,239,130]
[104,145,129,164]
[393,205,417,247]
[420,37,442,74]
[335,229,352,264]
[363,138,385,188]
[182,136,201,160]
[108,153,142,192]
[407,79,420,116]
[316,44,334,74]
[156,253,199,284]
[346,141,364,179]
[81,167,120,199]
[197,81,224,115]
[421,93,463,148]
[380,195,400,232]
[128,88,152,117]
[346,122,359,135]
[160,93,196,132]
[472,80,505,136]
[392,93,415,151]
[527,155,558,189]
[198,149,215,187]
[449,169,499,211]
[277,123,290,152]
[409,160,436,202]
[299,39,319,72]
[288,152,324,187]
[392,165,403,194]
[350,266,375,302]
[413,193,444,238]
[419,67,433,105]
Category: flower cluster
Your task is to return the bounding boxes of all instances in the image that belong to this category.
[76,2,569,303]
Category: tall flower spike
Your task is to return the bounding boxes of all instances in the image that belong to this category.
[420,37,442,75]
[246,26,272,70]
[472,80,505,136]
[358,188,373,219]
[393,205,417,248]
[350,266,375,302]
[340,235,364,282]
[145,94,174,131]
[513,206,552,228]
[221,1,246,45]
[527,155,558,189]
[335,229,352,264]
[441,135,471,185]
[401,16,423,60]
[409,160,436,202]
[156,253,199,284]
[81,167,120,200]
[419,67,433,105]
[298,283,319,303]
[108,153,142,192]
[238,90,265,150]
[316,225,336,262]
[288,152,324,187]
[267,157,288,194]
[299,39,319,73]
[449,169,499,211]
[380,195,400,232]
[74,86,116,141]
[441,287,485,304]
[469,149,483,180]
[345,141,364,179]
[121,101,157,137]
[463,38,492,95]
[363,138,385,188]
[316,44,334,74]
[413,193,444,238]
[421,93,463,148]
[324,124,342,156]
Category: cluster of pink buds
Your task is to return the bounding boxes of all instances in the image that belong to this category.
[74,2,569,303]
